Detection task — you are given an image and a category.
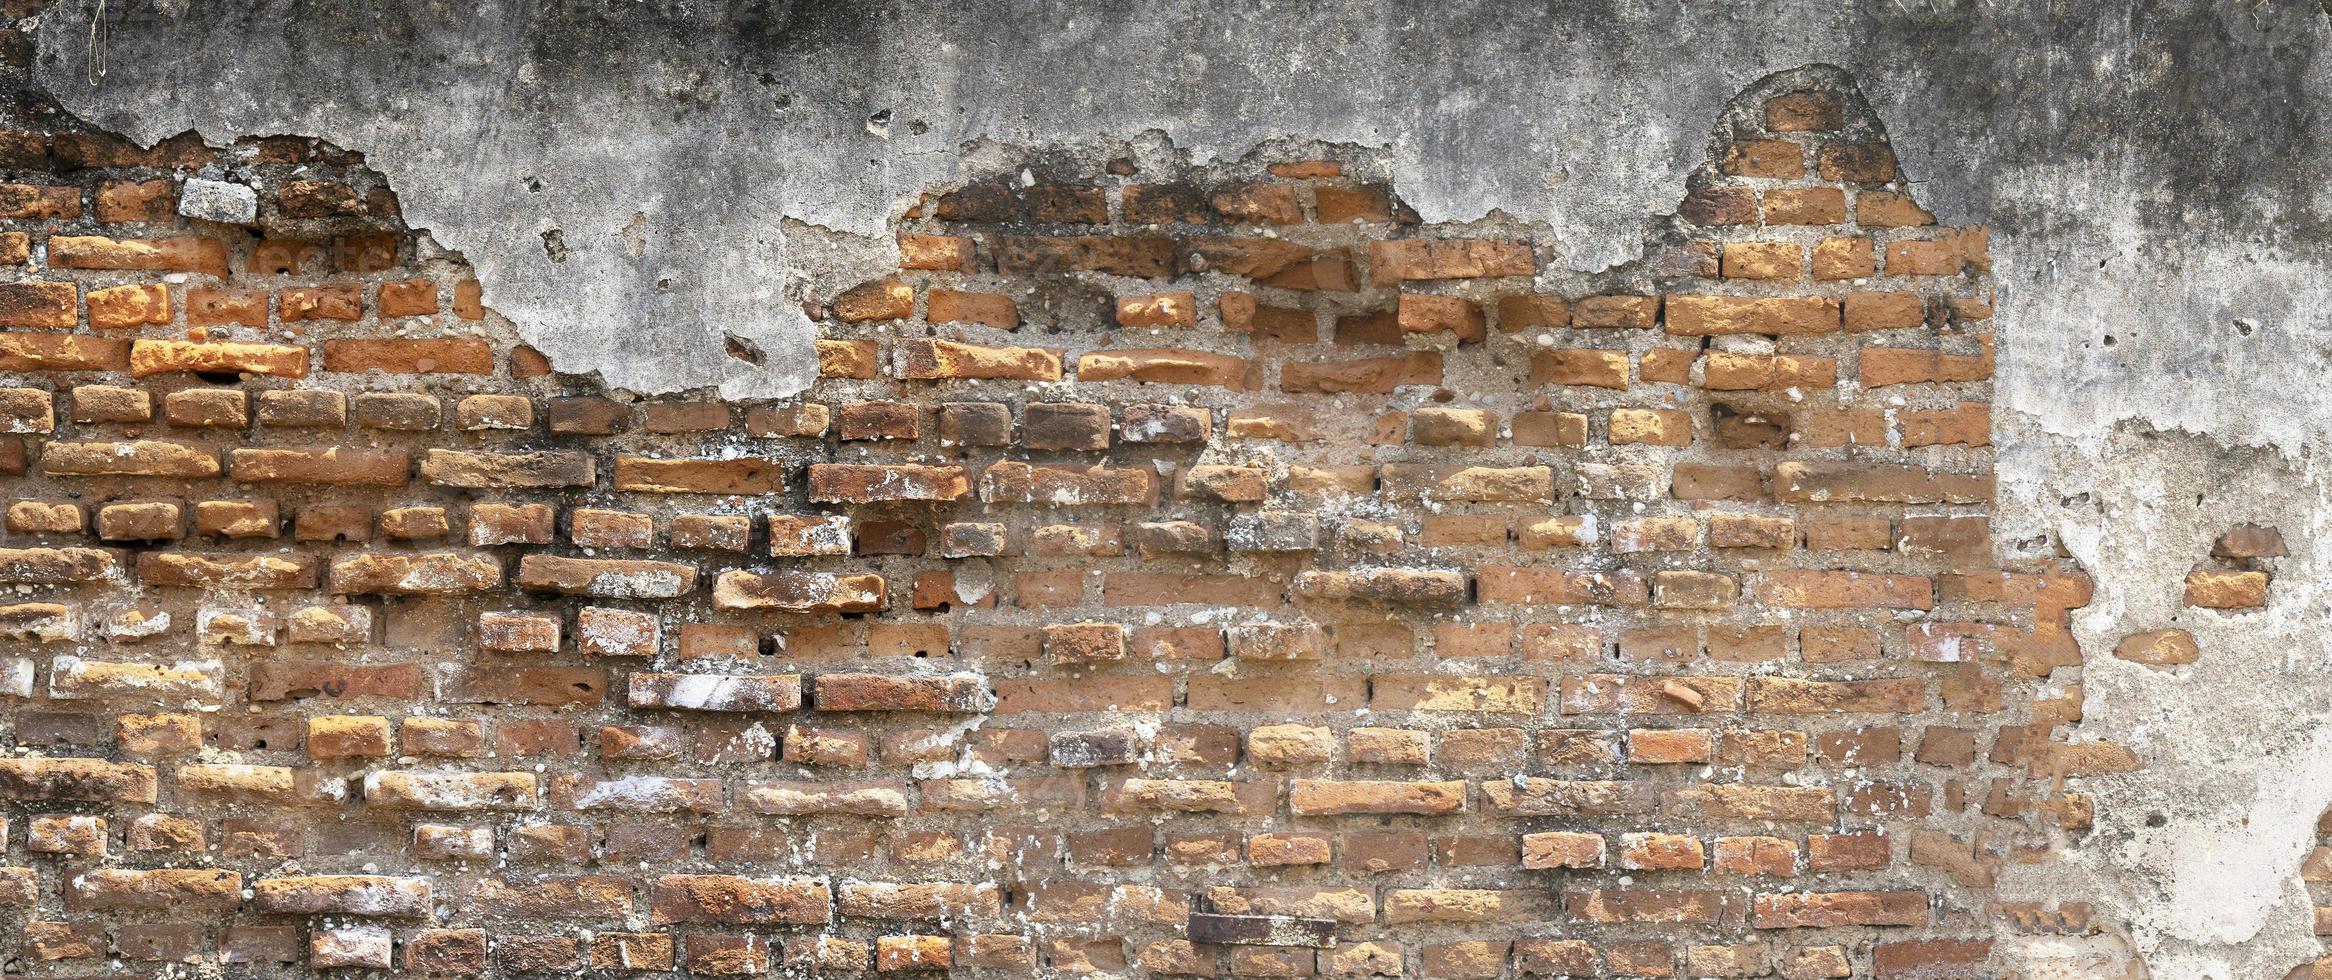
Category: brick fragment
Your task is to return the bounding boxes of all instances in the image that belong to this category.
[364,771,537,811]
[253,875,433,916]
[2115,628,2199,666]
[1295,568,1467,606]
[322,338,494,374]
[138,551,317,590]
[1752,890,1927,928]
[980,462,1155,504]
[69,868,241,910]
[328,552,503,595]
[69,385,150,422]
[1666,295,1840,335]
[230,448,409,486]
[816,673,993,712]
[1523,832,1606,869]
[1078,347,1248,387]
[994,235,1176,277]
[163,388,249,428]
[2185,568,2268,609]
[831,278,913,321]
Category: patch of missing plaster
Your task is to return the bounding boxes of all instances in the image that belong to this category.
[722,332,765,366]
[29,3,2332,973]
[9,35,2263,970]
[903,124,1666,310]
[619,211,649,258]
[0,53,2182,970]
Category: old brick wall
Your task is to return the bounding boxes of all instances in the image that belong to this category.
[0,65,2115,977]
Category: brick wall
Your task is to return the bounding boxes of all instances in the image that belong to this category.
[0,67,2107,977]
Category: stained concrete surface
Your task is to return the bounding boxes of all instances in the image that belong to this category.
[22,0,2332,973]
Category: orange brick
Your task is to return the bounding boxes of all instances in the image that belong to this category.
[898,233,974,270]
[925,289,1019,329]
[1720,242,1801,280]
[1610,408,1692,446]
[1722,139,1803,178]
[1763,187,1846,225]
[86,284,168,329]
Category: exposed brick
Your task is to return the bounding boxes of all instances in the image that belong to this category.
[50,235,228,277]
[1666,295,1840,335]
[231,448,409,485]
[894,337,1061,380]
[713,570,887,612]
[1371,239,1533,284]
[86,284,169,328]
[994,234,1175,277]
[421,449,594,488]
[831,278,913,321]
[0,87,2091,971]
[1078,347,1248,387]
[611,455,784,494]
[130,340,310,378]
[0,333,129,371]
[651,875,831,925]
[925,287,1018,328]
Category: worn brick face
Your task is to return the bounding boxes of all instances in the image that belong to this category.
[0,70,2115,978]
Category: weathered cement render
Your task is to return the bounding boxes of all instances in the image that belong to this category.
[12,0,2332,976]
[30,0,2332,409]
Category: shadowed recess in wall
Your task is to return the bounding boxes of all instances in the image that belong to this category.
[0,64,2138,977]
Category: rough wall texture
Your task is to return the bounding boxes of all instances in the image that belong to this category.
[0,1,2328,978]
